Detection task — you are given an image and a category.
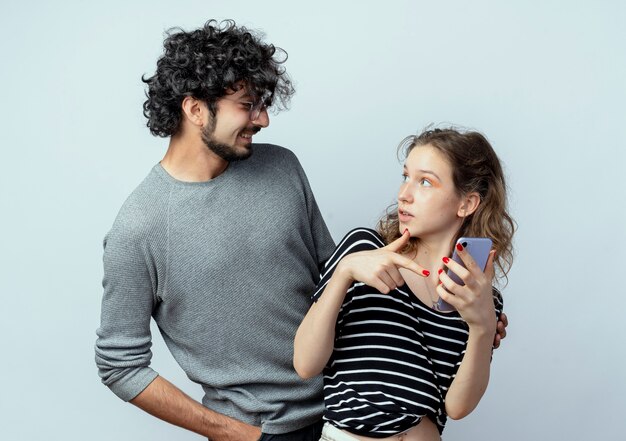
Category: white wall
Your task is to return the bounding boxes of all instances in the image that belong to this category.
[1,1,624,439]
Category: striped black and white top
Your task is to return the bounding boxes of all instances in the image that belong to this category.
[312,228,503,437]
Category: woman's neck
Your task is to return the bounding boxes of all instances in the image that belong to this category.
[412,235,457,273]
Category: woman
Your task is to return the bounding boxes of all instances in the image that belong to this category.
[294,128,515,440]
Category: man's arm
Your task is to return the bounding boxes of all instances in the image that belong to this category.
[96,218,259,440]
[131,376,260,441]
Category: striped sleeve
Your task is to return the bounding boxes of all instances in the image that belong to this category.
[311,228,385,302]
[492,287,504,317]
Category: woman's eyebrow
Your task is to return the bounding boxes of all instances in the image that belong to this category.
[418,169,441,180]
[405,165,441,181]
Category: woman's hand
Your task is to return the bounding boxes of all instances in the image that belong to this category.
[437,243,497,335]
[438,243,500,419]
[336,229,429,293]
[294,229,427,379]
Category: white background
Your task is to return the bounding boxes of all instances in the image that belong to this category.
[1,1,625,440]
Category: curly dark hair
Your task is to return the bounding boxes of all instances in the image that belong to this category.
[142,19,295,137]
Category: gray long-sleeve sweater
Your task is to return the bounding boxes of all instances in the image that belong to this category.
[95,144,336,434]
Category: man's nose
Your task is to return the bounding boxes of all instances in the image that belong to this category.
[251,108,270,128]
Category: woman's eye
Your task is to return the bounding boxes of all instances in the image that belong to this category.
[241,102,253,110]
[401,174,409,183]
[420,178,432,187]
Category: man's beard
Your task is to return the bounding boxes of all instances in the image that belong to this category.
[201,117,256,162]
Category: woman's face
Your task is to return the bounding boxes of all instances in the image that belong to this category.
[398,145,465,242]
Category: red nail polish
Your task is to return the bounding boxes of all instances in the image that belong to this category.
[442,257,450,264]
[456,243,464,252]
[438,280,442,285]
[422,270,430,277]
[437,269,443,274]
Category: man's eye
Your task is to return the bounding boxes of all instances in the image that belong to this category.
[241,102,254,109]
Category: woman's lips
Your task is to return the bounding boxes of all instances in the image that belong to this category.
[398,209,413,222]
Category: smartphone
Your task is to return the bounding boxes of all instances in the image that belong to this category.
[435,237,493,312]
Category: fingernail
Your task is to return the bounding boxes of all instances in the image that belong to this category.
[442,257,450,264]
[437,269,443,274]
[438,280,442,285]
[456,243,464,252]
[422,270,430,277]
[403,228,409,235]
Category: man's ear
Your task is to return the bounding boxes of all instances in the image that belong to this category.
[457,192,480,217]
[181,96,206,127]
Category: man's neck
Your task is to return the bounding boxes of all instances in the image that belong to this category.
[160,133,228,182]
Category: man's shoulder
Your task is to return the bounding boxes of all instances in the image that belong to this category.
[245,143,310,187]
[107,166,171,241]
[251,143,300,166]
[253,142,294,156]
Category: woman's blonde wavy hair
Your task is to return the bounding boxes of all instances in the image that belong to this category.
[377,127,516,284]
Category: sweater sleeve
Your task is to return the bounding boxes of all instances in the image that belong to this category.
[276,147,336,270]
[94,222,160,401]
[307,191,336,271]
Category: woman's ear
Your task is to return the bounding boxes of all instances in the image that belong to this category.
[457,192,480,217]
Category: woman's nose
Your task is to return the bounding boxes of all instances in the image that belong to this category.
[398,184,411,203]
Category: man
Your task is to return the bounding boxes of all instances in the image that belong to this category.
[95,20,507,441]
[96,19,334,440]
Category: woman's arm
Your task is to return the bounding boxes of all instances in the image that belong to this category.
[294,230,427,379]
[437,247,499,420]
[442,325,495,419]
[293,266,354,378]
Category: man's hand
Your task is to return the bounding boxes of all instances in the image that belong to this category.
[131,376,261,441]
[209,420,261,441]
[207,420,261,441]
[493,312,508,349]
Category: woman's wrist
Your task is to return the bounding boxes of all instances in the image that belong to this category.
[467,321,497,340]
[335,259,355,284]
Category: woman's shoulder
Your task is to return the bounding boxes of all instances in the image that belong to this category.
[322,228,385,267]
[317,228,386,288]
[337,227,386,250]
